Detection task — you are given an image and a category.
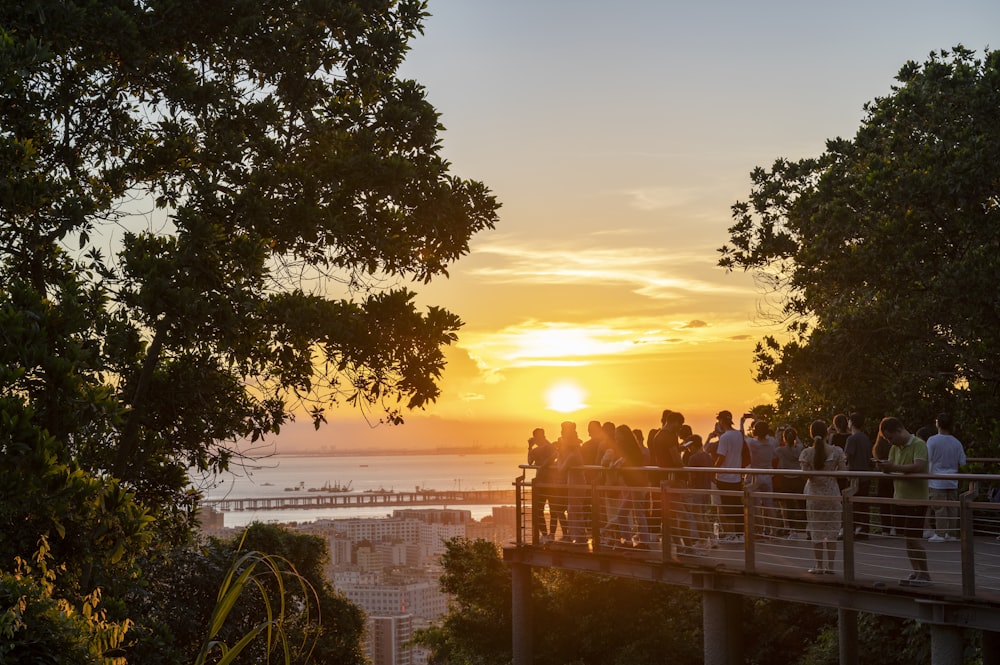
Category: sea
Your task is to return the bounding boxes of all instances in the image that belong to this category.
[193,451,527,528]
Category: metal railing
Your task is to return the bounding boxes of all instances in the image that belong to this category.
[514,464,1000,602]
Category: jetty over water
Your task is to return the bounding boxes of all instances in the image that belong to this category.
[203,487,516,512]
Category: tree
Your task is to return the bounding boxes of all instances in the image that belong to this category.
[412,538,512,665]
[126,523,367,665]
[719,46,1000,441]
[1,0,496,574]
[1,0,497,657]
[413,538,704,665]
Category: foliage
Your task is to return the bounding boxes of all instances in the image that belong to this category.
[192,548,315,665]
[1,0,497,534]
[0,573,130,665]
[413,538,703,665]
[0,401,153,599]
[743,598,836,665]
[719,46,1000,443]
[126,523,366,665]
[533,569,702,665]
[412,538,512,665]
[2,0,495,659]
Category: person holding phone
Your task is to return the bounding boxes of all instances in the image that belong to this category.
[877,417,931,586]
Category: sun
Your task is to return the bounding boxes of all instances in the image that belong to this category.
[544,381,588,413]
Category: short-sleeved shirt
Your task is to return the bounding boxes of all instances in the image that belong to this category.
[844,431,873,472]
[926,433,967,490]
[889,435,928,500]
[748,437,777,470]
[715,429,745,484]
[686,450,714,490]
[650,427,683,468]
[775,442,804,476]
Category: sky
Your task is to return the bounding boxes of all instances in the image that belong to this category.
[279,0,1000,453]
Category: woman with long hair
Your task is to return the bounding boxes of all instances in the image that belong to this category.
[799,419,847,573]
[603,425,651,548]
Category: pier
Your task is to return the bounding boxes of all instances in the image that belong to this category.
[203,487,516,512]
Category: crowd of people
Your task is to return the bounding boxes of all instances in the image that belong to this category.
[526,408,968,587]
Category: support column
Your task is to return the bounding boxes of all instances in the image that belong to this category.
[838,609,858,665]
[511,562,533,665]
[702,590,743,665]
[982,630,1000,664]
[928,624,963,665]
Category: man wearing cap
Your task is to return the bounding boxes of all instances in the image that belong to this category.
[709,410,746,542]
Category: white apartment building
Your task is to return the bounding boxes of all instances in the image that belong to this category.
[337,578,448,621]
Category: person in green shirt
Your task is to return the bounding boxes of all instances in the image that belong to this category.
[877,417,930,586]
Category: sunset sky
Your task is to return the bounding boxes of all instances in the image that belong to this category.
[282,0,999,453]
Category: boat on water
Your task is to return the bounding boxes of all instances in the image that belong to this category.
[307,480,353,493]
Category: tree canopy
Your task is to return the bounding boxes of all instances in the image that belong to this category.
[1,0,496,546]
[719,46,1000,440]
[1,0,497,659]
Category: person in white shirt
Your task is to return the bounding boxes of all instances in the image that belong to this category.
[926,413,967,542]
[708,410,746,542]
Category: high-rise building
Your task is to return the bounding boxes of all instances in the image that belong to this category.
[367,614,412,665]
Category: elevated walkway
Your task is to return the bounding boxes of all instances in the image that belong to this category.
[504,465,1000,664]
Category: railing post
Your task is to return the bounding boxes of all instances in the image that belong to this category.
[744,479,755,574]
[960,486,976,597]
[662,480,673,561]
[515,476,524,547]
[591,472,603,553]
[842,483,857,582]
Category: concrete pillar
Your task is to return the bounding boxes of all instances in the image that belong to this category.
[982,630,1000,664]
[928,624,963,665]
[702,590,742,665]
[838,609,858,665]
[511,562,533,665]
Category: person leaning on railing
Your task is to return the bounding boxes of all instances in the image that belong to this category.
[774,425,806,539]
[844,412,874,539]
[876,417,931,587]
[800,420,847,574]
[708,410,746,543]
[926,413,967,543]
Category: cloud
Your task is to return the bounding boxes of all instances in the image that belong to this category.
[469,241,749,302]
[621,186,705,211]
[458,316,753,372]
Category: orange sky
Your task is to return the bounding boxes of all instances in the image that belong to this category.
[276,1,999,452]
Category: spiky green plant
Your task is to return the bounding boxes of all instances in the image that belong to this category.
[193,548,320,665]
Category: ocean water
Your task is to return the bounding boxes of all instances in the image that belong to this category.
[192,451,527,528]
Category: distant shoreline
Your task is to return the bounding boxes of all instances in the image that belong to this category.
[273,447,522,457]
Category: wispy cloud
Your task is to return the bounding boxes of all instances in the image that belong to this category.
[621,186,705,211]
[460,316,751,371]
[469,242,747,301]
